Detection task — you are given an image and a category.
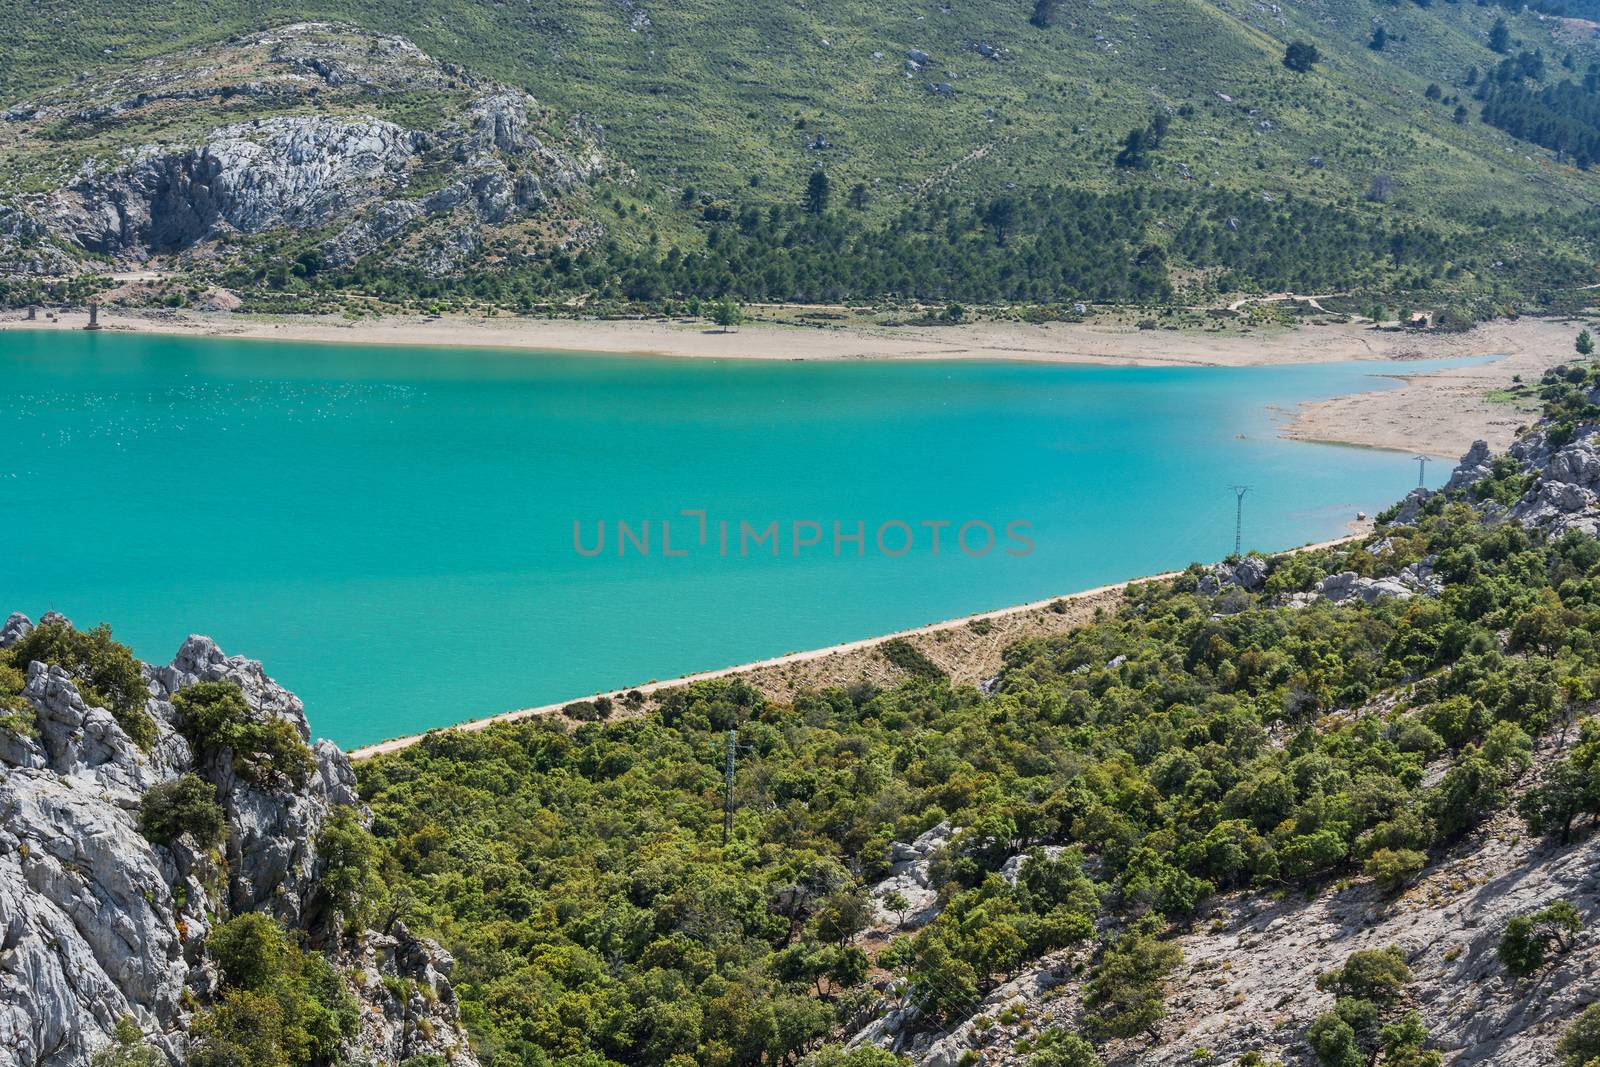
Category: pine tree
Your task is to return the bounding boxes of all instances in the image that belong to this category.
[805,170,831,214]
[1490,18,1511,56]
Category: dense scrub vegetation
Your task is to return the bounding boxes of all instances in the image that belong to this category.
[360,416,1600,1064]
[185,912,361,1067]
[3,618,154,746]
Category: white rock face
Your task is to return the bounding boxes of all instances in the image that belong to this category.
[0,772,190,1067]
[1445,439,1494,492]
[20,23,606,272]
[0,613,476,1067]
[1315,570,1416,605]
[1196,556,1269,596]
[1510,433,1600,538]
[0,612,33,647]
[52,116,416,254]
[869,822,954,930]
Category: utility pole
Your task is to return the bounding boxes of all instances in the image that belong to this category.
[1414,455,1428,488]
[1229,485,1250,557]
[722,729,737,846]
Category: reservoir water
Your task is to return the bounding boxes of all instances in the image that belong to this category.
[0,329,1471,745]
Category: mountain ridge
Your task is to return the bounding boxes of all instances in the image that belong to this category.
[3,4,1600,313]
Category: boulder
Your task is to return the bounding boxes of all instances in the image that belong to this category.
[0,611,32,648]
[1445,439,1493,492]
[1391,486,1432,525]
[869,822,956,929]
[1198,555,1269,595]
[1000,845,1069,885]
[1315,571,1414,605]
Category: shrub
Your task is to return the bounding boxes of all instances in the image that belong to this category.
[880,639,945,681]
[139,774,225,848]
[91,1017,164,1067]
[1379,1011,1441,1067]
[1283,41,1320,73]
[1307,1012,1361,1067]
[563,699,607,721]
[1520,721,1600,844]
[0,660,26,712]
[210,913,292,992]
[1559,1004,1600,1067]
[7,621,153,748]
[1026,1029,1102,1067]
[1481,721,1534,776]
[804,1046,909,1067]
[1394,720,1445,756]
[0,658,36,739]
[174,681,313,788]
[1085,921,1182,1038]
[194,913,358,1067]
[907,939,980,1023]
[1363,848,1427,894]
[1426,752,1506,844]
[314,806,387,934]
[1316,947,1411,1006]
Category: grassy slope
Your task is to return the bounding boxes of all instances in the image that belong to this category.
[6,0,1600,234]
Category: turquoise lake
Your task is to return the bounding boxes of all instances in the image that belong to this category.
[0,330,1472,746]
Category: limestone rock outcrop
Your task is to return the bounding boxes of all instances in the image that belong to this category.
[1196,555,1269,595]
[1508,431,1600,537]
[1398,427,1600,538]
[868,821,954,931]
[4,23,608,276]
[51,117,419,255]
[0,612,476,1067]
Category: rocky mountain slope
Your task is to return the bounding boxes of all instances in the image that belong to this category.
[5,0,1599,227]
[0,617,474,1067]
[837,404,1600,1065]
[851,755,1600,1067]
[0,23,608,277]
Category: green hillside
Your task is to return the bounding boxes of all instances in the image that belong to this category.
[4,1,1600,311]
[1,0,1593,212]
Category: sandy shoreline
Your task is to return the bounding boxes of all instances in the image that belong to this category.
[2,307,1581,456]
[347,530,1364,760]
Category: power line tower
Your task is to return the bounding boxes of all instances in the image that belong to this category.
[1414,455,1429,487]
[1229,485,1250,557]
[722,729,737,846]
